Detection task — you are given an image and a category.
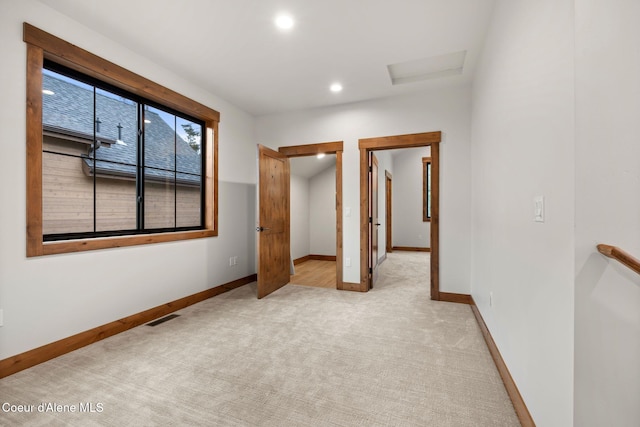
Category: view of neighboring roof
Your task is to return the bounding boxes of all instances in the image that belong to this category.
[42,71,202,185]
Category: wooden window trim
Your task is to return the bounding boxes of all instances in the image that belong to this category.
[24,23,219,256]
[422,157,432,222]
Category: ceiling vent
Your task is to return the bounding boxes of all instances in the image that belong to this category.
[387,50,466,85]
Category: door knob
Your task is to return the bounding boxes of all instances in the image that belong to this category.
[256,226,271,232]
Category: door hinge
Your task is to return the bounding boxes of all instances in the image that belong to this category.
[369,216,372,223]
[369,267,372,274]
[369,166,372,172]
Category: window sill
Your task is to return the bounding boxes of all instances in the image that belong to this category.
[30,229,216,257]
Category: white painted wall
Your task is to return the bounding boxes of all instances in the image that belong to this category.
[290,174,310,260]
[309,165,336,256]
[257,86,472,292]
[0,0,257,360]
[470,0,575,425]
[392,148,430,248]
[574,0,640,425]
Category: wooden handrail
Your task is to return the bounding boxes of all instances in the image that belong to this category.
[597,244,640,275]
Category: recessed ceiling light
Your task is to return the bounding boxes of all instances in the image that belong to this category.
[275,14,294,30]
[330,83,342,93]
[317,153,326,159]
[42,89,55,95]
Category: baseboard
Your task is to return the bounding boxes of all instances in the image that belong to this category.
[293,254,337,265]
[0,274,257,379]
[293,255,311,265]
[392,246,430,252]
[310,254,337,261]
[469,297,536,427]
[339,281,366,292]
[438,292,473,304]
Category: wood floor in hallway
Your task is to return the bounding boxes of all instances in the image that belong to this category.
[290,260,336,289]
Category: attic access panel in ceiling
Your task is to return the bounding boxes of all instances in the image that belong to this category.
[387,50,467,85]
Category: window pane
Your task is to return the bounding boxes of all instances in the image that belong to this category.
[42,69,95,155]
[176,117,202,175]
[144,105,177,229]
[95,174,137,232]
[176,173,201,227]
[175,118,202,228]
[94,88,138,231]
[144,170,176,229]
[42,152,94,234]
[42,69,95,235]
[144,105,175,172]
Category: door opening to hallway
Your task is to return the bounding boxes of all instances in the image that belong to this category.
[359,131,440,298]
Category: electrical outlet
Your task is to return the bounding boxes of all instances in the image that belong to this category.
[229,257,234,266]
[489,292,493,307]
[233,256,238,266]
[346,257,351,267]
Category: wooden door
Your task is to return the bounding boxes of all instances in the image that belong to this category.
[369,153,379,288]
[257,145,290,299]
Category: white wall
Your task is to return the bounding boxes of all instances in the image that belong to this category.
[574,0,640,425]
[470,0,575,425]
[257,85,472,292]
[0,0,257,360]
[290,174,310,260]
[309,165,336,256]
[392,148,430,248]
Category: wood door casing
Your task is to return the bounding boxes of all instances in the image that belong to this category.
[358,131,441,297]
[278,141,344,290]
[385,171,392,254]
[257,145,290,299]
[369,153,379,288]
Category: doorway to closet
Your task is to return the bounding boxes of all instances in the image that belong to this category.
[280,142,343,291]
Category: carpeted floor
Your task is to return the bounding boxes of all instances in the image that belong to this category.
[0,251,519,426]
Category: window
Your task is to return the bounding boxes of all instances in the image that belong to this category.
[42,64,205,240]
[422,157,431,222]
[25,23,219,256]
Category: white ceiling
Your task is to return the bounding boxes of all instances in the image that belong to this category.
[290,154,336,179]
[39,0,495,116]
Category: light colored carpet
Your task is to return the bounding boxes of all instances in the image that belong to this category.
[0,252,519,426]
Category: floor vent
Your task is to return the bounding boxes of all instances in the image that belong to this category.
[147,314,180,327]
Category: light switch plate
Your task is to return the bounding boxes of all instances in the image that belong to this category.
[534,196,544,222]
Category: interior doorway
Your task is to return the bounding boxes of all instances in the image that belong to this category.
[358,131,441,299]
[278,141,344,289]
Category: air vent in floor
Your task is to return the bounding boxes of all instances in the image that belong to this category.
[147,314,180,326]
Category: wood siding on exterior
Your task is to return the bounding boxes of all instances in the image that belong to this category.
[42,136,200,235]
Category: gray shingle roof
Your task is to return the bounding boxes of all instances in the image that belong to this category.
[42,73,202,185]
